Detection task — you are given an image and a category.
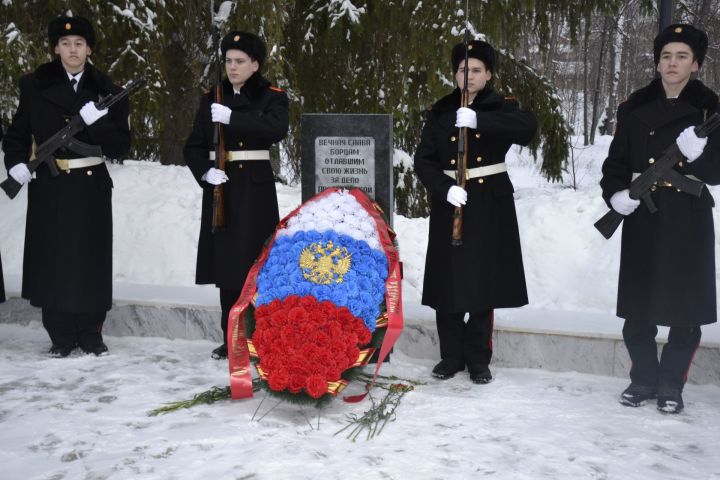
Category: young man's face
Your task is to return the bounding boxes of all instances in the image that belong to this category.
[224,49,259,88]
[54,35,91,74]
[455,58,492,95]
[657,42,698,89]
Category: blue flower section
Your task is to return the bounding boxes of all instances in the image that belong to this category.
[256,230,388,331]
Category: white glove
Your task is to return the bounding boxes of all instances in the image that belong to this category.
[211,103,232,125]
[455,107,477,129]
[610,189,640,216]
[446,185,467,207]
[676,126,707,163]
[9,163,32,184]
[203,167,228,185]
[79,101,108,126]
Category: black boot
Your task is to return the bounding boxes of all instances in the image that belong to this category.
[657,387,684,414]
[469,365,493,384]
[79,333,109,356]
[619,383,657,407]
[211,344,228,360]
[431,359,464,379]
[48,343,76,357]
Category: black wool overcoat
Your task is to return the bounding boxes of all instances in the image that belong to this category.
[184,74,289,289]
[414,87,537,313]
[2,59,130,312]
[601,79,720,327]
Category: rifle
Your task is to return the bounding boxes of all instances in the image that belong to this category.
[451,0,470,247]
[0,77,144,200]
[210,0,227,232]
[594,112,720,239]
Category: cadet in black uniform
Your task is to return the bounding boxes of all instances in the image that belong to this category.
[601,24,720,413]
[414,40,537,384]
[3,16,130,356]
[184,31,289,359]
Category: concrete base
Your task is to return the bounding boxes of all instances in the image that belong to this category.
[396,316,720,387]
[1,298,718,386]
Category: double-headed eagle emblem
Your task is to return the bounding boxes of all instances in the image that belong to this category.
[299,241,352,285]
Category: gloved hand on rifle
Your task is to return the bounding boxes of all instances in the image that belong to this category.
[455,107,477,129]
[610,189,640,216]
[211,103,232,125]
[79,101,108,126]
[9,163,32,185]
[676,126,707,163]
[203,167,228,185]
[447,185,467,207]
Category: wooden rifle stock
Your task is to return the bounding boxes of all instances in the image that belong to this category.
[211,82,227,232]
[451,17,471,247]
[210,0,226,232]
[451,88,469,246]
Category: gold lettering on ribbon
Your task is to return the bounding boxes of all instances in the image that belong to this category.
[299,241,352,285]
[385,270,400,313]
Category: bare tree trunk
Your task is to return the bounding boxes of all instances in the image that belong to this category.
[589,16,612,145]
[603,11,625,136]
[583,16,591,146]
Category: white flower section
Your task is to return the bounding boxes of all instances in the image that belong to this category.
[277,189,382,251]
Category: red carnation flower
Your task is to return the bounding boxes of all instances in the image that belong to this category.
[288,306,309,323]
[268,369,290,391]
[288,374,305,393]
[305,374,328,399]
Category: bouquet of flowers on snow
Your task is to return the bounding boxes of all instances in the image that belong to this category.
[226,188,403,405]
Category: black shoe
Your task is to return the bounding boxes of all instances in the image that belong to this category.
[83,341,109,356]
[431,359,464,380]
[469,365,493,384]
[619,384,657,407]
[48,344,76,357]
[657,388,684,414]
[211,344,228,360]
[79,333,109,356]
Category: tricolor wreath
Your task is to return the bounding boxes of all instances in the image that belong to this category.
[227,188,403,405]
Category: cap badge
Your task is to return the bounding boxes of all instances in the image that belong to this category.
[675,27,683,33]
[65,23,72,30]
[234,35,240,41]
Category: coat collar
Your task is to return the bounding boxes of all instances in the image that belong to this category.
[33,59,113,112]
[212,73,271,105]
[34,59,105,94]
[432,87,503,114]
[625,78,718,112]
[624,79,718,130]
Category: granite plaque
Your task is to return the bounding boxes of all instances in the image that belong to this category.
[301,114,393,226]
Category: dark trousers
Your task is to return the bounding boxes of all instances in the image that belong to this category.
[42,308,106,347]
[622,320,701,392]
[436,310,494,371]
[219,288,241,346]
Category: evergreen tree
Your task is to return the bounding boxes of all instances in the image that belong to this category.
[0,1,665,217]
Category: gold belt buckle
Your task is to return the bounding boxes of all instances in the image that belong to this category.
[225,151,234,161]
[55,159,70,171]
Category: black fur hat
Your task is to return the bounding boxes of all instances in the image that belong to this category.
[48,16,95,48]
[654,24,708,67]
[221,31,266,65]
[452,40,496,73]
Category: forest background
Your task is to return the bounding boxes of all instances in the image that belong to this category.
[1,0,718,217]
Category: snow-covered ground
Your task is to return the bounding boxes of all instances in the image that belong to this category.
[1,139,720,479]
[1,323,719,480]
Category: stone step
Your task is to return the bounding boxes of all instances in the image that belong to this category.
[1,298,717,386]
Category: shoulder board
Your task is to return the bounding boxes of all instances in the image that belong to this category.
[504,96,517,101]
[203,87,212,95]
[269,86,285,93]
